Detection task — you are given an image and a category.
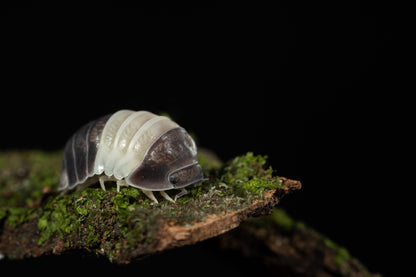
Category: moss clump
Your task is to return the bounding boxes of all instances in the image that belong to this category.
[37,195,79,245]
[219,152,281,197]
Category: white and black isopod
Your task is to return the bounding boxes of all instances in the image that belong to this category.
[58,110,205,203]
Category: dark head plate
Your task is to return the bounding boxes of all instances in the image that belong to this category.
[126,127,204,191]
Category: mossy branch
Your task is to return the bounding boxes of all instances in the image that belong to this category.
[0,150,299,263]
[0,150,380,276]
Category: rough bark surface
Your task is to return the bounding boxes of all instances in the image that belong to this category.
[154,181,300,253]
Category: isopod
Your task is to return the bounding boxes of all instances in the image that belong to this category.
[58,110,205,203]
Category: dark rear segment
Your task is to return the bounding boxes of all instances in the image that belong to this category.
[59,114,110,191]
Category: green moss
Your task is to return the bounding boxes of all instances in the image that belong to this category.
[197,152,222,173]
[3,207,36,228]
[219,152,281,197]
[334,248,351,266]
[0,151,61,207]
[324,238,351,266]
[222,152,268,184]
[243,176,281,194]
[111,187,147,212]
[37,195,79,245]
[0,208,7,220]
[86,224,100,246]
[271,208,294,232]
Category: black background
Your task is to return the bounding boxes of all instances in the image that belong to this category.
[1,2,406,276]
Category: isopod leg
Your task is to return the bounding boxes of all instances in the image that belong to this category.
[141,189,159,204]
[99,176,106,191]
[174,188,187,202]
[160,191,175,203]
[116,179,129,192]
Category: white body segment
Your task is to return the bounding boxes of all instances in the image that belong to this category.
[93,110,179,180]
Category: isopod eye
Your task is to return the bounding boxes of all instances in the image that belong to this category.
[169,176,178,185]
[168,162,203,189]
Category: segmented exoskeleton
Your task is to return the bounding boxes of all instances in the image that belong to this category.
[58,110,204,203]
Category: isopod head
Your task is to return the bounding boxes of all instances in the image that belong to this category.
[126,127,204,191]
